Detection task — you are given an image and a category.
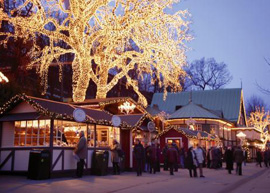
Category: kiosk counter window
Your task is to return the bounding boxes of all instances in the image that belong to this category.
[14,120,51,146]
[54,120,90,147]
[14,119,120,148]
[95,126,120,147]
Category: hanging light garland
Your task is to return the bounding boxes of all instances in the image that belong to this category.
[155,125,218,141]
[0,0,191,106]
[0,93,119,125]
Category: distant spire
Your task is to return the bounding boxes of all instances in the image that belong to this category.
[240,78,243,89]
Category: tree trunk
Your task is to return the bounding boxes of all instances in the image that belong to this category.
[96,68,108,99]
[72,58,91,102]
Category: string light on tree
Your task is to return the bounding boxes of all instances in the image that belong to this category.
[0,0,191,106]
[248,107,270,150]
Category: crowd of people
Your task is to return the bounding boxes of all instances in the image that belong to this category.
[133,139,269,178]
[133,139,206,177]
[71,135,270,178]
[256,148,270,168]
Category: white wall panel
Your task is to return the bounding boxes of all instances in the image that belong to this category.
[52,150,62,171]
[2,122,14,147]
[14,150,30,171]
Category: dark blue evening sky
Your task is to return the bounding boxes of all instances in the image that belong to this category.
[171,0,270,104]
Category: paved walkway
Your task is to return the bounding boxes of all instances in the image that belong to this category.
[0,163,269,193]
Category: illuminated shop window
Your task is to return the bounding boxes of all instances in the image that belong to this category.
[54,120,87,147]
[196,124,202,131]
[96,126,120,147]
[210,125,218,135]
[14,120,50,146]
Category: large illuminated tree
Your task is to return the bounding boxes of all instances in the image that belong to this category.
[248,107,270,149]
[0,0,191,106]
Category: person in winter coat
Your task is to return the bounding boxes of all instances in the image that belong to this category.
[194,144,205,177]
[134,139,145,176]
[243,149,248,166]
[224,146,234,174]
[110,139,121,175]
[156,143,161,172]
[185,146,197,178]
[179,146,186,168]
[234,146,244,176]
[162,144,169,171]
[167,144,178,175]
[206,148,212,168]
[256,149,263,168]
[144,143,151,172]
[172,142,180,172]
[147,142,157,174]
[73,130,87,178]
[263,149,269,168]
[267,148,270,167]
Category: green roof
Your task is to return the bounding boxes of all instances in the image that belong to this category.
[169,102,220,119]
[151,88,243,123]
[146,105,161,116]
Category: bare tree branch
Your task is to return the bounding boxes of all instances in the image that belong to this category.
[184,57,232,90]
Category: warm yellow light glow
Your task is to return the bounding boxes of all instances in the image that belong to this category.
[248,107,270,148]
[0,0,191,106]
[118,101,136,114]
[236,131,246,139]
[167,118,233,127]
[0,71,9,83]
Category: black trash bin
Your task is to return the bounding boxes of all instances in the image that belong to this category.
[27,149,51,180]
[91,150,109,176]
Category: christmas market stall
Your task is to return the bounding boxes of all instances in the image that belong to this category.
[157,125,217,151]
[0,94,155,176]
[73,97,157,169]
[232,127,264,161]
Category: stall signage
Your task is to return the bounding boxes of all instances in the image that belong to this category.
[112,115,121,127]
[73,108,86,122]
[147,121,156,132]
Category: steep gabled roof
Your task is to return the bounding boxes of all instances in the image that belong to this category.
[151,88,243,123]
[169,102,220,119]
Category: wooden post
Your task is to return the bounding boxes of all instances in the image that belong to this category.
[94,124,97,149]
[50,118,54,172]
